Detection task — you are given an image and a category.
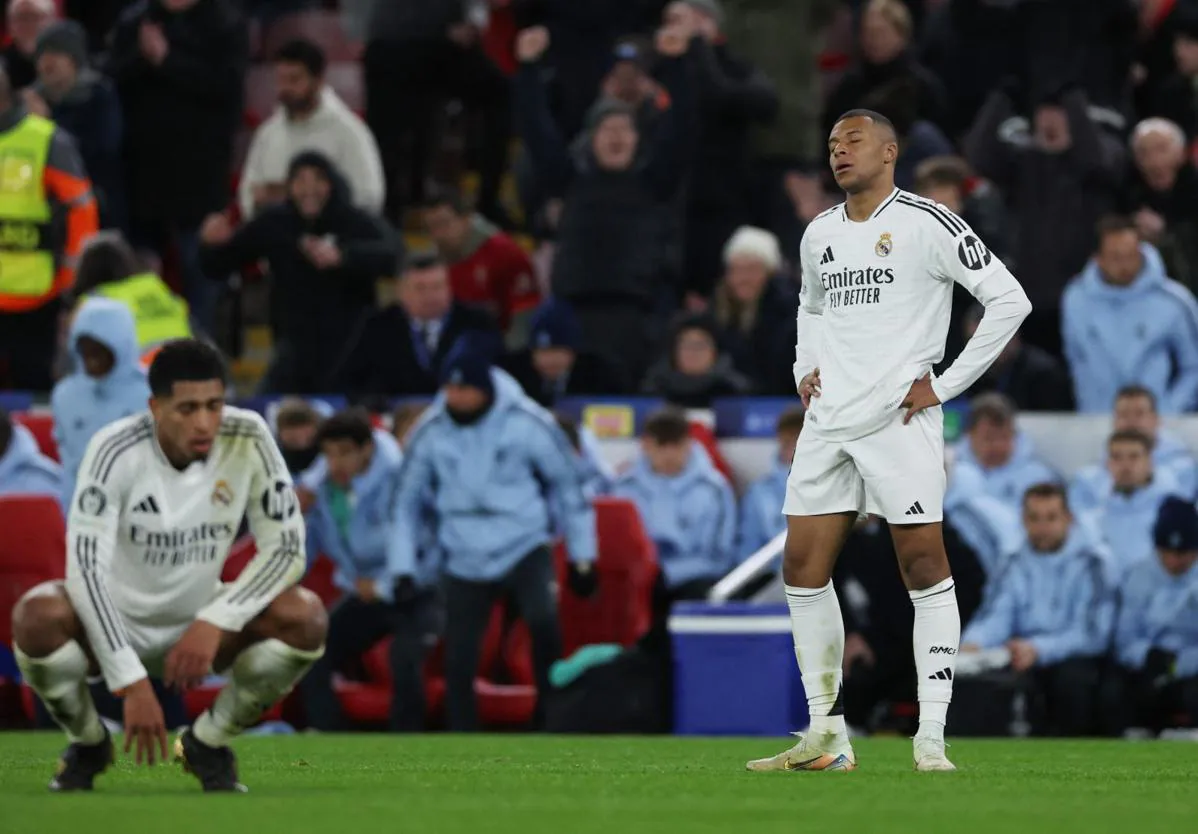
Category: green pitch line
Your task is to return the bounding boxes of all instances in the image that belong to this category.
[0,734,1195,834]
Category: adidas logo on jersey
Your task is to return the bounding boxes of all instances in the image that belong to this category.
[904,501,925,516]
[819,246,835,265]
[133,496,160,514]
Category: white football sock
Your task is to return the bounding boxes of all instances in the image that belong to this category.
[785,581,846,739]
[15,642,106,745]
[910,577,960,741]
[193,639,322,748]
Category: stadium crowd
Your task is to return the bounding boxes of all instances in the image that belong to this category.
[4,0,1198,738]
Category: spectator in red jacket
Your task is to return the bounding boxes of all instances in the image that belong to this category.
[421,186,540,348]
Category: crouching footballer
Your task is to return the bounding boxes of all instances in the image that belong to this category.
[11,339,327,792]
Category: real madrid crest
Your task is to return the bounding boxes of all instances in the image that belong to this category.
[875,232,893,258]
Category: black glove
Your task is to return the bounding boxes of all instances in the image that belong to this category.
[567,562,598,598]
[1145,647,1177,686]
[392,576,419,607]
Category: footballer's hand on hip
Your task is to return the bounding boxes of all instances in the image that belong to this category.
[900,374,940,424]
[798,368,821,408]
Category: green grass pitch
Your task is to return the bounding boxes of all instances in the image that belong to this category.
[1,733,1195,834]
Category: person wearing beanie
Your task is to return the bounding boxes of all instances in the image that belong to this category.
[711,226,798,395]
[958,483,1115,736]
[4,0,57,90]
[31,19,127,233]
[1102,496,1198,736]
[514,23,694,386]
[640,311,752,408]
[384,350,598,731]
[502,298,624,406]
[0,55,98,393]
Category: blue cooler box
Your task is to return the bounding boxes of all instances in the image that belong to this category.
[671,602,808,736]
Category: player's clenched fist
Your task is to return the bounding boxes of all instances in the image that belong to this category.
[516,26,549,63]
[798,368,821,408]
[122,679,169,766]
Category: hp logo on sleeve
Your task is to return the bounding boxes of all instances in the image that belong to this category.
[261,480,298,521]
[957,235,991,271]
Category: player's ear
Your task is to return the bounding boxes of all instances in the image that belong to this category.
[884,142,898,165]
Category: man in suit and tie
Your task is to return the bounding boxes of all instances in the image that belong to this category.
[332,251,500,400]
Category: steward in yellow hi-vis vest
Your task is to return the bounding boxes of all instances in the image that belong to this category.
[0,96,99,391]
[93,271,192,351]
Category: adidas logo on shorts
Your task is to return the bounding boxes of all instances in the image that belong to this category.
[904,501,925,516]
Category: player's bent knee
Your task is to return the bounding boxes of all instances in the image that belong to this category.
[261,586,327,652]
[11,582,74,657]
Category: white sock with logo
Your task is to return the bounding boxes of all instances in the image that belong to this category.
[785,581,846,741]
[15,642,106,745]
[193,639,322,748]
[910,577,959,741]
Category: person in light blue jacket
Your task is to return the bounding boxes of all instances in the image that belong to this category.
[738,406,805,561]
[1070,385,1198,511]
[946,393,1058,514]
[299,409,439,732]
[50,297,150,510]
[552,412,613,500]
[1101,497,1198,736]
[960,483,1115,735]
[1062,221,1198,414]
[611,408,738,601]
[387,348,597,731]
[1081,430,1189,580]
[0,410,63,500]
[943,461,1023,582]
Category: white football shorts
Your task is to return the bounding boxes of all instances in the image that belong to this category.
[783,405,945,523]
[117,582,230,677]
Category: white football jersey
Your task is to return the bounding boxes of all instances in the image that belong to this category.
[796,188,1031,441]
[65,406,305,692]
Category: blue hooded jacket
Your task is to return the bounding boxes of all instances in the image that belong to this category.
[1114,556,1198,676]
[0,423,63,499]
[305,430,439,593]
[962,526,1115,665]
[50,298,150,509]
[947,454,1058,515]
[1070,430,1198,510]
[738,458,788,561]
[1079,472,1187,580]
[1062,244,1198,414]
[576,426,613,499]
[944,463,1023,578]
[386,368,595,585]
[611,442,738,589]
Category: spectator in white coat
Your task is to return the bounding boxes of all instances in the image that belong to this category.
[239,38,384,220]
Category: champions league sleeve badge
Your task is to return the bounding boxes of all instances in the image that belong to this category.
[875,232,893,257]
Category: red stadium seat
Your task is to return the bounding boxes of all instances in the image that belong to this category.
[12,411,58,462]
[334,604,536,728]
[0,496,67,650]
[260,11,361,62]
[688,422,733,484]
[554,497,657,656]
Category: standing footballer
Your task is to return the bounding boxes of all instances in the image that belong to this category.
[12,340,326,792]
[746,110,1031,773]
